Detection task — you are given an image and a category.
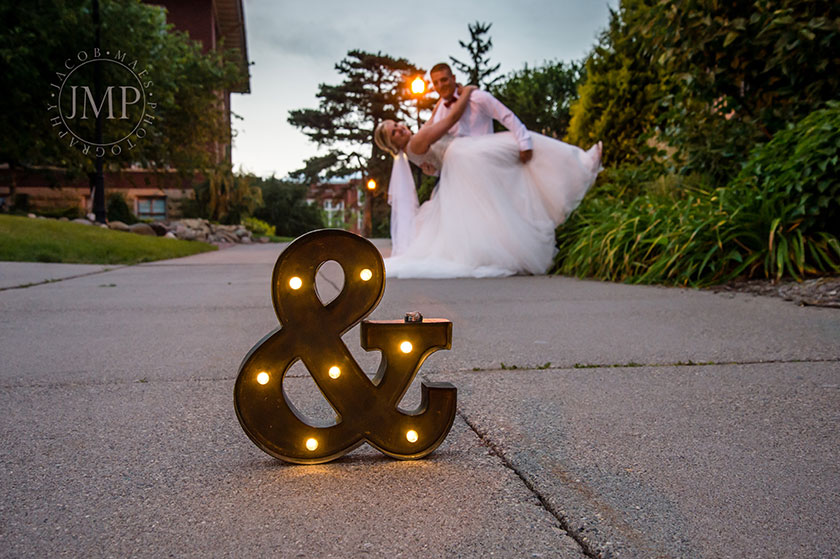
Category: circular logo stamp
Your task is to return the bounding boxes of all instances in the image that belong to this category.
[47,49,155,157]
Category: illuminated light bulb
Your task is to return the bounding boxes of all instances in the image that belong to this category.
[256,371,270,385]
[328,366,341,379]
[360,268,373,282]
[406,430,419,443]
[289,276,303,290]
[367,179,376,190]
[400,341,413,354]
[411,77,425,94]
[305,438,318,451]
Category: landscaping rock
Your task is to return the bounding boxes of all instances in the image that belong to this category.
[128,223,156,236]
[72,218,93,225]
[149,222,168,236]
[108,221,130,232]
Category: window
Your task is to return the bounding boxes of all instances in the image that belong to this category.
[137,197,166,220]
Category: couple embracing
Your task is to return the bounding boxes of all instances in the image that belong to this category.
[374,63,602,279]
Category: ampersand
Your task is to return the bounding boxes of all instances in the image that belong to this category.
[234,229,457,464]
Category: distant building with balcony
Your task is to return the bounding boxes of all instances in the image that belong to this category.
[306,179,364,234]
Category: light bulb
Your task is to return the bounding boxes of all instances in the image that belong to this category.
[360,269,373,281]
[406,430,419,443]
[328,366,341,379]
[400,341,413,354]
[256,372,269,385]
[305,438,318,451]
[289,276,302,290]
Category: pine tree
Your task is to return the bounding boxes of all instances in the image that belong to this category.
[288,50,429,185]
[449,22,502,88]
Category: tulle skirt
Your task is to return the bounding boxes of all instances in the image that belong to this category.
[385,132,600,278]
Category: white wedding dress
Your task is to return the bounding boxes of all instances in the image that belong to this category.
[384,132,601,278]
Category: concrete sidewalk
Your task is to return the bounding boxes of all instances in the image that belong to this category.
[1,243,838,558]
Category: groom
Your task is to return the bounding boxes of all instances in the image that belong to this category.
[427,63,533,167]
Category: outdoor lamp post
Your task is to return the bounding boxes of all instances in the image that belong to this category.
[365,178,376,237]
[409,76,427,186]
[410,76,426,126]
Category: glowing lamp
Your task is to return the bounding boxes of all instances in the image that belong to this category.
[233,230,456,464]
[366,179,376,190]
[411,76,426,95]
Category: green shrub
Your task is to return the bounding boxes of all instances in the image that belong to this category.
[242,216,275,237]
[106,192,137,224]
[733,102,840,237]
[554,180,840,286]
[38,206,81,220]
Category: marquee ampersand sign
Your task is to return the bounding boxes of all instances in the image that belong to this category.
[234,229,457,464]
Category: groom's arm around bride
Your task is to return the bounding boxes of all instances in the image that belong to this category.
[429,62,533,164]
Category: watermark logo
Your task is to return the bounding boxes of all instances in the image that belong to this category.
[47,49,155,157]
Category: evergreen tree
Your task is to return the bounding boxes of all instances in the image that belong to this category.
[449,21,502,88]
[287,50,431,227]
[565,0,668,167]
[251,176,324,236]
[491,60,584,139]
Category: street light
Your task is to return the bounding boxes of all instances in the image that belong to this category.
[409,76,426,126]
[411,76,426,95]
[364,178,376,237]
[409,76,427,187]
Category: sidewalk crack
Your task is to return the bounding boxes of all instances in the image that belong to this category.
[458,409,601,559]
[0,267,124,292]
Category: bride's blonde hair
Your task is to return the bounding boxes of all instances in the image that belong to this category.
[374,120,399,157]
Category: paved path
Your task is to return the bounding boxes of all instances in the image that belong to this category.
[1,243,838,558]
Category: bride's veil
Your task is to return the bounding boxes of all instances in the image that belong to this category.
[387,151,419,256]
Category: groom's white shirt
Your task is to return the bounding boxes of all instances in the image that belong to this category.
[432,89,533,151]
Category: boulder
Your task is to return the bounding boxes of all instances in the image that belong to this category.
[128,223,156,236]
[108,220,130,232]
[72,218,93,225]
[149,222,168,236]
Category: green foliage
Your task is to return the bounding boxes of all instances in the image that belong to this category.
[106,192,137,224]
[566,0,668,166]
[193,166,262,224]
[449,21,502,88]
[0,0,246,176]
[0,214,215,264]
[554,176,840,286]
[242,216,275,237]
[251,176,324,237]
[639,0,840,184]
[733,102,840,237]
[36,206,82,220]
[553,0,840,285]
[491,60,584,139]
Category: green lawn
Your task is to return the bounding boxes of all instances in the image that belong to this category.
[0,215,217,264]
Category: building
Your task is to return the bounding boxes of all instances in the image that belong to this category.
[306,180,364,234]
[0,0,249,220]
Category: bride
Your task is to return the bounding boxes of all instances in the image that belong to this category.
[374,86,601,278]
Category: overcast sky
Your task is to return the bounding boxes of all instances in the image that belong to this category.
[230,0,618,179]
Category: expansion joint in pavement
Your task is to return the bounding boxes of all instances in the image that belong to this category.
[462,357,840,374]
[457,410,601,559]
[0,267,123,292]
